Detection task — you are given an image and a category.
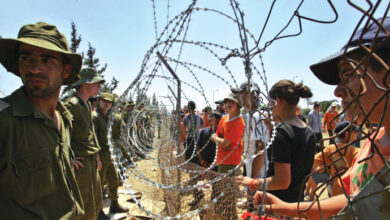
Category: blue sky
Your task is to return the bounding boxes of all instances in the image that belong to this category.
[1,0,388,110]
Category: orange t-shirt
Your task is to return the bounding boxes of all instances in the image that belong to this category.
[216,114,245,166]
[324,111,338,130]
[342,127,390,196]
[202,115,210,128]
[313,143,360,196]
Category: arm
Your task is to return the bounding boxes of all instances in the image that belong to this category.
[251,141,265,178]
[253,191,347,219]
[236,162,291,191]
[211,134,231,150]
[308,113,313,127]
[96,153,102,171]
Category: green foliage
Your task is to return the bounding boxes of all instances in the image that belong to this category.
[101,76,119,93]
[84,42,107,74]
[301,108,311,117]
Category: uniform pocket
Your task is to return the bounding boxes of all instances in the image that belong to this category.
[12,148,56,205]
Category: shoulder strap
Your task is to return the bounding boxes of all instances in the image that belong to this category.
[0,99,10,112]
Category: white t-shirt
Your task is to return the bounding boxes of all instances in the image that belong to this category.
[243,111,269,178]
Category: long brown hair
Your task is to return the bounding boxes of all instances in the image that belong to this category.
[269,80,313,106]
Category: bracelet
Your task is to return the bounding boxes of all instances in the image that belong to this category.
[250,179,256,191]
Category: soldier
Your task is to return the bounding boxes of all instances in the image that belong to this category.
[64,68,106,220]
[93,93,129,214]
[112,101,136,166]
[0,22,84,219]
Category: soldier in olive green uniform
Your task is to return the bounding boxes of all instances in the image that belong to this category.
[93,93,129,214]
[64,68,106,220]
[112,101,136,164]
[0,22,84,219]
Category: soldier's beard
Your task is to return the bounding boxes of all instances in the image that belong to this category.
[23,76,62,98]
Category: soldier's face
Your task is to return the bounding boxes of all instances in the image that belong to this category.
[99,99,112,112]
[18,44,71,97]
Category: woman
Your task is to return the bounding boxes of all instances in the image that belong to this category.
[236,80,316,202]
[211,93,245,219]
[252,17,390,219]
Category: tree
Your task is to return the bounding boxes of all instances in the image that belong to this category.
[61,21,82,100]
[83,42,107,74]
[100,76,119,93]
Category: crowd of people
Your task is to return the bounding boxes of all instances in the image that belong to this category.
[0,16,389,220]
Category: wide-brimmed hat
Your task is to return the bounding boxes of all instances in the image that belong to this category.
[224,92,240,105]
[72,67,105,87]
[0,22,82,85]
[310,17,390,85]
[100,92,114,102]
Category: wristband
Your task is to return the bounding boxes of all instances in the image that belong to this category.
[250,179,256,191]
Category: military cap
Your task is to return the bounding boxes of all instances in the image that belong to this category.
[0,22,82,85]
[100,92,114,102]
[72,67,105,87]
[215,99,224,104]
[128,100,136,106]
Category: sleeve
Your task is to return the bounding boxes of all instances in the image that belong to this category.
[313,147,329,170]
[199,115,204,126]
[269,127,292,164]
[347,147,360,166]
[308,113,313,126]
[216,117,224,137]
[224,118,245,146]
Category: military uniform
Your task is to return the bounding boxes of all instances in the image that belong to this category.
[111,111,133,163]
[0,87,84,219]
[93,107,119,201]
[64,95,103,220]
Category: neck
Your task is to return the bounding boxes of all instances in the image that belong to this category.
[27,91,60,120]
[229,111,240,118]
[100,107,109,115]
[76,89,91,103]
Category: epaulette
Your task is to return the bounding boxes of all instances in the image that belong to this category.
[0,99,10,113]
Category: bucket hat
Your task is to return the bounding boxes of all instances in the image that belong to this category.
[310,17,390,85]
[224,92,240,105]
[231,81,260,94]
[100,92,114,102]
[72,67,105,87]
[0,22,82,85]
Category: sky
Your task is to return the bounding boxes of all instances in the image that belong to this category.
[0,0,388,110]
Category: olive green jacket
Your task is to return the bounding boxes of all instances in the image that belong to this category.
[111,112,125,140]
[0,87,84,219]
[93,108,110,153]
[64,95,100,156]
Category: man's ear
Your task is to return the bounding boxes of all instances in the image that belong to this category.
[63,64,72,79]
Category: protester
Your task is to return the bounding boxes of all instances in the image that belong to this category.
[202,106,212,128]
[211,93,245,219]
[308,102,323,145]
[183,100,205,164]
[236,80,316,203]
[232,82,269,179]
[253,17,390,219]
[93,93,129,215]
[324,102,339,144]
[0,21,84,219]
[64,67,106,220]
[197,111,222,170]
[305,121,360,199]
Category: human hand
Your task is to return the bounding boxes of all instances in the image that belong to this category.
[305,177,317,200]
[72,157,84,170]
[235,175,255,188]
[210,134,217,143]
[97,156,102,171]
[253,191,286,214]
